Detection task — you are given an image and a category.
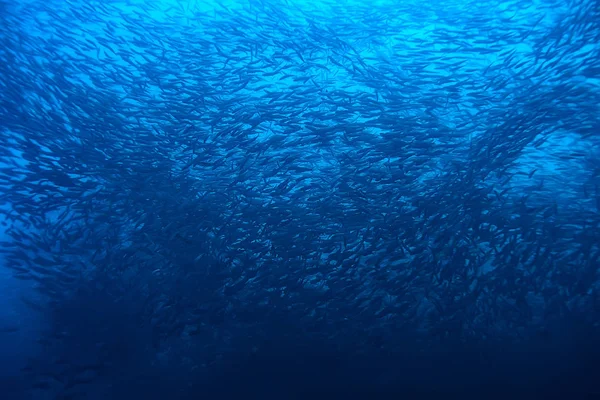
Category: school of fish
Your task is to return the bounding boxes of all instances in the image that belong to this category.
[0,0,599,398]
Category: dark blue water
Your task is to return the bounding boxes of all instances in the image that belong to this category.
[1,0,599,398]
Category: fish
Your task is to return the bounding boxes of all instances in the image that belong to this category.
[0,0,599,398]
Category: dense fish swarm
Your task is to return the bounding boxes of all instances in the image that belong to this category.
[1,0,600,398]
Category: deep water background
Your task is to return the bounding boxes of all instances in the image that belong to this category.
[1,0,600,399]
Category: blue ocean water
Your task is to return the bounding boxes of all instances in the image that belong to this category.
[1,0,599,398]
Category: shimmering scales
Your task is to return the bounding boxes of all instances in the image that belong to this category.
[0,0,599,398]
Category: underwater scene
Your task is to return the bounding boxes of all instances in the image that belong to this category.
[1,0,599,398]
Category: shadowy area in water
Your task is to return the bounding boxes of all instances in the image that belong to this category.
[0,375,29,400]
[193,330,600,400]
